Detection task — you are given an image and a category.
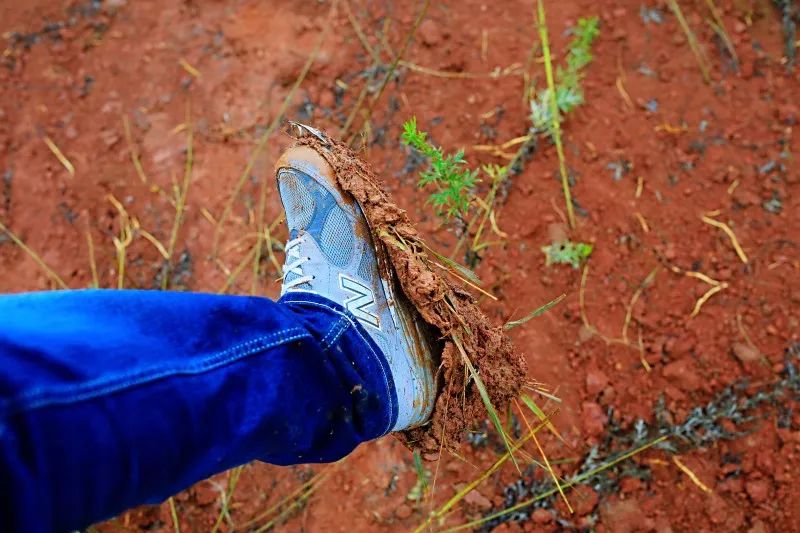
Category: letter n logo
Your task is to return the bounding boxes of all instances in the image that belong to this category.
[339,274,380,330]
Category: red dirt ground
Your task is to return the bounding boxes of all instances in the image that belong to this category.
[1,0,798,531]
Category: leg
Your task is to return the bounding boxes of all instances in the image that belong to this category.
[0,289,396,532]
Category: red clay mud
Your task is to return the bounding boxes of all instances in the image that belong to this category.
[2,0,799,531]
[293,132,527,454]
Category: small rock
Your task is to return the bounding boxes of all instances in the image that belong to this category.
[732,342,760,363]
[418,19,443,47]
[532,508,553,524]
[663,359,701,391]
[547,222,568,243]
[745,479,770,503]
[581,401,607,436]
[193,481,218,506]
[586,369,609,395]
[463,489,493,511]
[100,129,121,148]
[318,89,335,109]
[600,499,645,533]
[732,188,761,207]
[777,104,798,125]
[619,476,641,493]
[395,504,413,519]
[572,485,599,516]
[578,324,595,343]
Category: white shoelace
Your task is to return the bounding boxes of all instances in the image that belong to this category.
[282,236,313,290]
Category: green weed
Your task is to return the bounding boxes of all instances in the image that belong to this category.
[408,450,432,502]
[401,117,479,221]
[530,17,599,137]
[541,240,593,268]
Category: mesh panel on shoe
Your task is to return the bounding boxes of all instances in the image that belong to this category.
[357,248,375,284]
[278,171,315,231]
[319,206,353,266]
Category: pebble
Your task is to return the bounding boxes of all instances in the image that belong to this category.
[193,481,217,506]
[418,19,443,47]
[732,342,760,363]
[745,479,770,503]
[581,401,608,436]
[318,89,335,109]
[586,369,609,395]
[463,489,493,511]
[395,504,413,519]
[532,508,553,524]
[777,104,798,125]
[662,358,701,391]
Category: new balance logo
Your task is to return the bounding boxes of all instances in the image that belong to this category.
[339,274,380,330]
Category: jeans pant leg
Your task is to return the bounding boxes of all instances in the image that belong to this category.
[0,289,396,532]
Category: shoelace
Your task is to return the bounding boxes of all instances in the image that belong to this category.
[282,236,313,290]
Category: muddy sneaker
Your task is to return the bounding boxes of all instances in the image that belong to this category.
[274,132,437,431]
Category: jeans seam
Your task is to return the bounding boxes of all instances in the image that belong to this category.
[319,315,349,351]
[282,296,394,435]
[2,328,311,415]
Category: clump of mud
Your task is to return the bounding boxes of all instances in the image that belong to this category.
[291,128,527,455]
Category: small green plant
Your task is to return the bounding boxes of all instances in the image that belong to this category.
[407,450,432,502]
[541,240,593,268]
[530,16,600,137]
[401,117,478,220]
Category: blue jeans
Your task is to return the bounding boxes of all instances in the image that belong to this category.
[0,290,397,532]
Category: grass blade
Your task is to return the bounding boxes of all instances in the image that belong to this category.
[520,393,568,448]
[415,414,551,533]
[504,293,565,330]
[446,435,669,531]
[514,399,572,513]
[451,333,520,473]
[0,220,68,289]
[536,0,576,229]
[668,0,711,83]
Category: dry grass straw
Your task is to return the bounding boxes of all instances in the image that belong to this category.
[122,116,149,185]
[446,435,668,531]
[449,166,510,261]
[239,465,336,532]
[161,104,194,289]
[665,262,729,318]
[86,230,99,288]
[168,496,181,533]
[452,332,520,473]
[415,412,554,532]
[212,0,338,256]
[701,212,748,263]
[668,0,711,83]
[210,465,244,533]
[704,0,739,66]
[536,0,576,229]
[345,0,432,146]
[43,136,75,177]
[178,58,201,79]
[673,456,713,493]
[0,220,68,289]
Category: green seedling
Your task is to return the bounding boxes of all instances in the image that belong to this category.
[541,241,593,268]
[402,118,510,267]
[408,450,432,502]
[402,117,478,221]
[530,16,600,137]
